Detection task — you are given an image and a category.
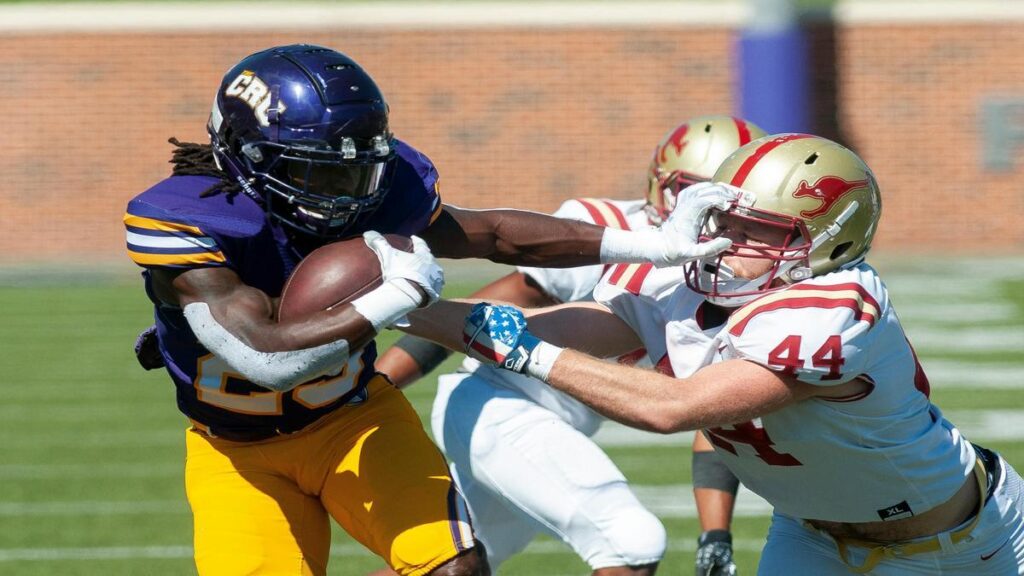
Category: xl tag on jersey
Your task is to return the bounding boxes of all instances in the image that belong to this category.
[877,500,914,521]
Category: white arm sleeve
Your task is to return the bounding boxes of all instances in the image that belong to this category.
[183,302,351,393]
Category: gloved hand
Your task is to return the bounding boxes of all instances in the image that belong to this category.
[363,232,444,307]
[657,182,737,267]
[134,325,165,370]
[462,303,543,373]
[600,182,737,267]
[695,530,738,576]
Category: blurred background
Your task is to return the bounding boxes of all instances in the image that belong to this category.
[1,0,1021,574]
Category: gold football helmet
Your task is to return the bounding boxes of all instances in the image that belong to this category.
[646,115,767,224]
[684,134,882,305]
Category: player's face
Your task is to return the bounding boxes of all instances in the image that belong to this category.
[714,212,800,281]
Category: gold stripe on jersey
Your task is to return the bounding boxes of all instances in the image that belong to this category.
[576,198,628,230]
[127,248,227,267]
[124,214,206,235]
[726,285,880,336]
[609,263,645,288]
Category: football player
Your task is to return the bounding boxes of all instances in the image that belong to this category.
[375,115,764,576]
[124,45,727,576]
[402,134,1024,574]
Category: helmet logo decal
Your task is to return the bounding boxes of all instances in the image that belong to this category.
[224,70,285,127]
[793,176,869,218]
[657,123,689,165]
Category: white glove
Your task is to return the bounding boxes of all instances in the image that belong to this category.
[363,231,444,306]
[353,232,445,330]
[600,182,737,267]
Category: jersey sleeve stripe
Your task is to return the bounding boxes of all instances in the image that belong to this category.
[576,198,610,227]
[428,187,444,224]
[607,262,630,284]
[127,230,218,250]
[607,262,653,295]
[127,249,226,267]
[124,214,205,235]
[596,200,631,230]
[727,285,880,336]
[625,263,653,294]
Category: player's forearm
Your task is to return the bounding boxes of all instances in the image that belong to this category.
[402,299,478,354]
[546,349,694,433]
[425,206,605,267]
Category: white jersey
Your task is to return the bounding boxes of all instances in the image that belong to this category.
[461,197,652,435]
[596,263,976,523]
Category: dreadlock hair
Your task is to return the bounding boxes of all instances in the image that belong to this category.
[167,137,243,198]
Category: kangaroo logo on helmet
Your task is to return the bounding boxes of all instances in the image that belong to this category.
[793,176,869,218]
[224,70,286,127]
[657,123,689,165]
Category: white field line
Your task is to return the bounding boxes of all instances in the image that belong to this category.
[0,463,179,479]
[904,326,1024,353]
[924,362,1024,390]
[894,302,1018,325]
[0,536,769,562]
[0,500,184,516]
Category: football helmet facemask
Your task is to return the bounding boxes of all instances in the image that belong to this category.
[208,44,396,240]
[645,115,766,225]
[684,134,882,306]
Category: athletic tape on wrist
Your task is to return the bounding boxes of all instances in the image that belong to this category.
[523,340,564,382]
[599,228,661,264]
[351,280,420,331]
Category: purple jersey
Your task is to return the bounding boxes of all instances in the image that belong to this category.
[124,139,440,439]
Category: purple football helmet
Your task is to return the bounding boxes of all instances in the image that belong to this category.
[208,44,396,239]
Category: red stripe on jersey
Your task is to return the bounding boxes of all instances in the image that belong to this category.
[729,294,878,337]
[733,117,753,145]
[730,134,813,187]
[576,199,609,227]
[607,263,629,285]
[600,201,630,230]
[625,263,653,295]
[786,282,882,314]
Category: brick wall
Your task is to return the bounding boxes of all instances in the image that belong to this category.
[1,13,1021,265]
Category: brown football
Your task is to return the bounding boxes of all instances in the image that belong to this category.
[277,234,413,321]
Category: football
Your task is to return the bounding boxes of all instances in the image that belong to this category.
[277,234,413,321]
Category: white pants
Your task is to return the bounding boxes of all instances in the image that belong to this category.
[431,372,666,570]
[758,455,1024,575]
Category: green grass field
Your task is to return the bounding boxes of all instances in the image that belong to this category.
[1,256,1022,575]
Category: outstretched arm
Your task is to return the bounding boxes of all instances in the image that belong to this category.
[456,303,851,433]
[420,184,735,268]
[377,271,558,388]
[401,299,641,362]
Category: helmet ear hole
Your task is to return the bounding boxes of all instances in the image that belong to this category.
[830,241,853,261]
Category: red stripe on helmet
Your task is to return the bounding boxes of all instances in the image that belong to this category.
[730,134,814,188]
[733,117,753,145]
